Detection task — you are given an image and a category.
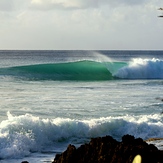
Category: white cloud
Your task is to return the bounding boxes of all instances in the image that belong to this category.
[0,0,14,11]
[0,0,162,50]
[30,0,83,10]
[30,0,148,10]
[0,0,159,12]
[0,0,30,12]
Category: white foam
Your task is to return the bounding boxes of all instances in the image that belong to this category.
[114,58,163,79]
[0,112,163,159]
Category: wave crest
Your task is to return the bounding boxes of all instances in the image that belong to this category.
[114,58,163,79]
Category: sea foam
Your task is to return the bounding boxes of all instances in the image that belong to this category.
[0,112,163,159]
[114,58,163,79]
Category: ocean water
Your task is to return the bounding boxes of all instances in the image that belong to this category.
[0,50,163,163]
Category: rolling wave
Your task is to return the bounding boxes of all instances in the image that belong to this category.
[0,112,162,159]
[0,58,162,81]
[0,60,126,81]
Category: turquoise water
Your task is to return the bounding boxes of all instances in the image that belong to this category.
[0,50,163,162]
[0,61,127,80]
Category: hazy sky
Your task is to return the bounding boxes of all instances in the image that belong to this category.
[0,0,162,50]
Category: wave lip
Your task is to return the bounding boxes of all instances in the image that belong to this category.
[114,58,163,79]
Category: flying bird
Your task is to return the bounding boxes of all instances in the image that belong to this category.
[158,8,163,17]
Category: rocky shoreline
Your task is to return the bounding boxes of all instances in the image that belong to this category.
[52,135,163,163]
[21,135,163,163]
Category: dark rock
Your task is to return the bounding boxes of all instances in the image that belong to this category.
[21,161,29,163]
[52,135,163,163]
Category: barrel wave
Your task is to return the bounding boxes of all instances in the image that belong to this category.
[0,60,126,81]
[1,58,162,81]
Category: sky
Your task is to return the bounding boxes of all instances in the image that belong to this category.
[0,0,162,50]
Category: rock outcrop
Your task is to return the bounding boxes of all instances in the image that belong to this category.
[52,135,163,163]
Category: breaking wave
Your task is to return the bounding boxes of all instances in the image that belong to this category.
[0,60,126,81]
[0,112,163,159]
[114,58,163,79]
[0,58,163,81]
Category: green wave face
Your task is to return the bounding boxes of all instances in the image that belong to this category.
[2,61,127,81]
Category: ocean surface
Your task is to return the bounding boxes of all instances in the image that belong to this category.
[0,50,163,163]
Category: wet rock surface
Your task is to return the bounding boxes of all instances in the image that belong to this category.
[52,135,163,163]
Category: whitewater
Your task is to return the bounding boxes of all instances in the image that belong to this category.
[0,50,163,163]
